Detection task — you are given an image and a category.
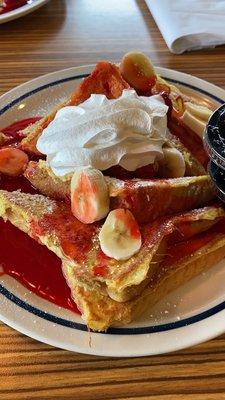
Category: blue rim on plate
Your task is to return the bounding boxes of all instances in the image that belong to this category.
[0,73,225,335]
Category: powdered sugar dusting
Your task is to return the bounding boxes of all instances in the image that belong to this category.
[124,176,203,189]
[1,190,56,216]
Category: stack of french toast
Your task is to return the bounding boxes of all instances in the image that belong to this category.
[0,52,225,331]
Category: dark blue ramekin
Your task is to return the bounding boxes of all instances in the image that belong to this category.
[204,104,225,202]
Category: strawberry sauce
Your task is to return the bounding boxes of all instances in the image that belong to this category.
[32,204,98,264]
[0,219,80,314]
[161,220,225,268]
[0,118,80,314]
[1,118,41,138]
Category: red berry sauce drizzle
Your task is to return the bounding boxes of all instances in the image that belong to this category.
[0,118,80,315]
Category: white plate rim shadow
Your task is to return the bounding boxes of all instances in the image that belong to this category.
[0,64,225,357]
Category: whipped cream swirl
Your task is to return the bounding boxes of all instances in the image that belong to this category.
[37,90,168,177]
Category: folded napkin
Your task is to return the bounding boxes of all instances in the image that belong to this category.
[145,0,225,54]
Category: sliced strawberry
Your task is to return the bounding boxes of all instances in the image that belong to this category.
[0,148,29,176]
[71,167,109,224]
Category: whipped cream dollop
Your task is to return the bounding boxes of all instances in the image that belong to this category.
[37,90,168,177]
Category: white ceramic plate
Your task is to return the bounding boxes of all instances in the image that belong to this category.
[0,0,49,24]
[0,65,225,357]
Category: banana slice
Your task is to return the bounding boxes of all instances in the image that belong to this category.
[185,102,213,122]
[182,102,213,139]
[120,51,156,92]
[182,110,207,138]
[99,209,142,260]
[71,167,109,224]
[160,147,186,178]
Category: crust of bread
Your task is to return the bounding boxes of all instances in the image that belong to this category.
[25,160,71,202]
[109,175,214,224]
[24,161,214,224]
[63,235,225,331]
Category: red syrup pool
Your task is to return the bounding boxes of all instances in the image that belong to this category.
[0,218,80,314]
[0,118,80,315]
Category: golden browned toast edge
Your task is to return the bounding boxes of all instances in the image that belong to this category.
[24,160,214,224]
[63,234,225,331]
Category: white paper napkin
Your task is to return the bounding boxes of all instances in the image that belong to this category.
[145,0,225,54]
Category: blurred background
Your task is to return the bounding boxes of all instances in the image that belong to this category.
[1,0,225,99]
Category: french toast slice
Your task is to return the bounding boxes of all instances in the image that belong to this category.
[63,230,225,331]
[109,175,214,224]
[0,189,224,330]
[20,62,129,155]
[24,160,214,223]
